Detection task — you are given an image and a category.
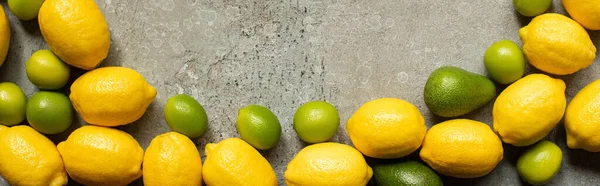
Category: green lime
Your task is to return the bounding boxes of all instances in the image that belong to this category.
[373,160,443,186]
[293,101,339,143]
[8,0,44,20]
[513,0,552,17]
[164,94,209,138]
[517,140,562,186]
[26,50,70,90]
[236,105,281,150]
[26,91,73,134]
[484,40,525,84]
[0,82,27,126]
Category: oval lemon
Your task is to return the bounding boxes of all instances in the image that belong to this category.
[202,138,277,186]
[284,142,372,186]
[565,79,600,152]
[58,126,144,186]
[0,126,68,186]
[38,0,110,70]
[420,119,503,178]
[0,4,9,68]
[143,132,203,186]
[493,74,566,146]
[70,67,156,126]
[519,13,596,75]
[346,98,426,159]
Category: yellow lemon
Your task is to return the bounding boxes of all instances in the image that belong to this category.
[565,79,600,152]
[38,0,110,70]
[143,132,203,186]
[58,126,144,186]
[563,0,600,30]
[202,138,277,186]
[519,13,596,75]
[493,74,566,146]
[0,125,67,186]
[0,5,9,68]
[70,67,156,126]
[284,142,373,186]
[346,98,426,159]
[420,119,503,178]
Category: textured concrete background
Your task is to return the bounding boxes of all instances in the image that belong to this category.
[1,0,600,185]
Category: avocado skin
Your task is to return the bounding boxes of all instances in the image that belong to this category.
[424,66,496,117]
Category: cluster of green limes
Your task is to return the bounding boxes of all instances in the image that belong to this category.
[164,94,340,150]
[0,50,73,134]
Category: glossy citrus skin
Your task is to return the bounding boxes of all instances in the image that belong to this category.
[293,101,340,143]
[484,40,526,84]
[164,94,209,138]
[0,125,68,186]
[0,82,27,126]
[513,0,552,17]
[517,141,562,186]
[144,132,203,186]
[202,138,277,186]
[285,142,372,186]
[519,13,596,75]
[424,66,496,117]
[38,0,110,70]
[58,126,144,186]
[0,5,10,68]
[420,119,503,178]
[493,74,566,146]
[236,105,282,150]
[8,0,44,20]
[563,0,600,30]
[565,79,600,152]
[347,98,426,159]
[70,67,156,126]
[26,91,73,134]
[26,50,70,90]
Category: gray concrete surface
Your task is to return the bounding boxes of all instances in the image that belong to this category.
[1,0,600,185]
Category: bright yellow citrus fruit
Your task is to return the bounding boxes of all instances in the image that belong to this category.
[493,74,566,146]
[143,132,203,186]
[0,125,68,186]
[284,142,373,186]
[519,13,596,75]
[565,79,600,152]
[38,0,110,70]
[420,119,503,178]
[563,0,600,30]
[0,4,9,68]
[57,126,144,186]
[202,138,277,186]
[346,98,426,159]
[70,67,156,126]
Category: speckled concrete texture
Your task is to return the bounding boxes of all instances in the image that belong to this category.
[1,0,600,185]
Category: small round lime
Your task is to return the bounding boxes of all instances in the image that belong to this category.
[293,101,339,143]
[236,105,281,150]
[513,0,552,17]
[164,94,208,138]
[26,91,73,134]
[26,50,70,90]
[0,82,27,126]
[517,140,562,186]
[373,160,443,186]
[8,0,44,20]
[484,40,525,84]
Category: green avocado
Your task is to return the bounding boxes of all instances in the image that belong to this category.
[424,66,496,117]
[372,160,443,186]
